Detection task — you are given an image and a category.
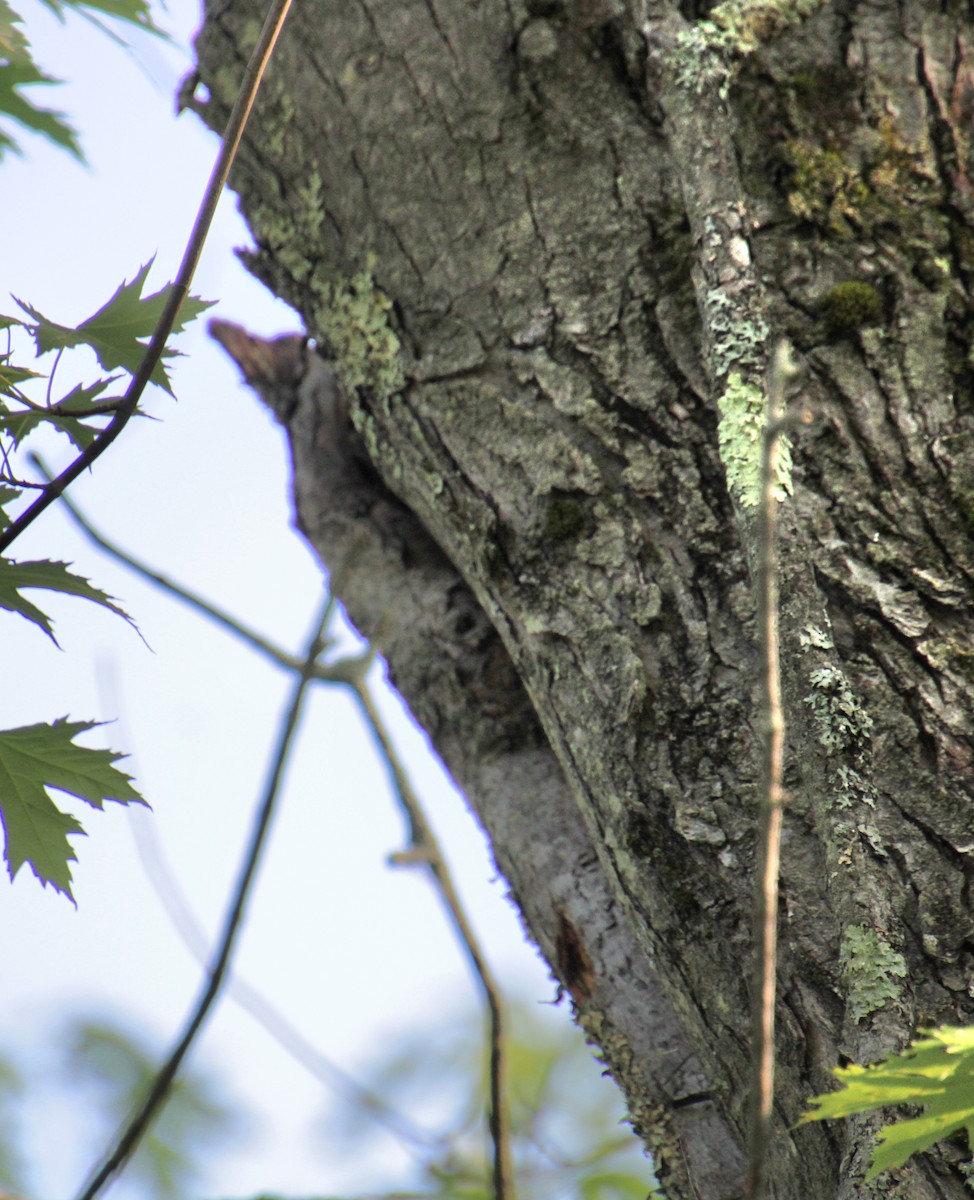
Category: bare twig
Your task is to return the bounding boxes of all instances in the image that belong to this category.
[744,340,797,1200]
[46,466,515,1200]
[0,0,293,555]
[30,452,305,671]
[74,595,332,1200]
[128,808,446,1154]
[349,680,514,1200]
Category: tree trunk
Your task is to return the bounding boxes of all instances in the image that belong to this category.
[191,1,974,1195]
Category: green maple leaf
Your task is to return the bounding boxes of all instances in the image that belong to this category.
[801,1026,974,1176]
[35,0,164,34]
[47,377,119,449]
[0,485,17,532]
[1,379,119,451]
[0,2,82,160]
[15,260,214,394]
[0,717,146,899]
[0,557,134,643]
[0,0,165,160]
[0,352,44,400]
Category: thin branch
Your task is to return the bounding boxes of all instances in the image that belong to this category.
[46,399,127,418]
[74,595,332,1200]
[0,473,45,490]
[744,340,797,1200]
[42,462,515,1199]
[128,809,446,1154]
[30,452,305,671]
[45,346,65,408]
[15,391,125,418]
[0,0,293,555]
[349,679,515,1200]
[31,455,389,687]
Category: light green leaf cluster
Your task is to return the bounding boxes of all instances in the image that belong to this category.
[716,372,793,508]
[64,1015,241,1192]
[0,718,145,900]
[802,1025,974,1178]
[838,925,907,1025]
[319,997,660,1200]
[313,258,405,400]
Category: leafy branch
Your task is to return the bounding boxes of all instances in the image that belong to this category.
[802,1026,974,1177]
[0,0,293,899]
[0,0,293,555]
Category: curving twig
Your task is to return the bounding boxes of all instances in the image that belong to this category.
[0,0,293,555]
[30,451,304,671]
[52,471,515,1200]
[349,678,514,1200]
[75,593,332,1200]
[128,806,447,1154]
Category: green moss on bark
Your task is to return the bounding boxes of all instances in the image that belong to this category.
[819,282,884,334]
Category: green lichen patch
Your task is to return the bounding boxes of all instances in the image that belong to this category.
[249,203,312,283]
[716,373,793,509]
[820,281,884,335]
[674,0,824,90]
[801,646,885,864]
[707,287,769,380]
[803,662,874,755]
[799,623,832,651]
[839,925,907,1024]
[704,0,823,56]
[312,258,405,400]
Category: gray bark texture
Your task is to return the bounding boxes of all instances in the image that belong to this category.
[192,1,974,1195]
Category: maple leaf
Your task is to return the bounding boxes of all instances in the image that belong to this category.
[14,259,214,394]
[0,486,17,532]
[801,1026,974,1176]
[0,556,134,643]
[0,718,146,899]
[0,1,82,160]
[35,0,165,35]
[0,351,44,400]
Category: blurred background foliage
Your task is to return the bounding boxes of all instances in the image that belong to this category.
[311,997,659,1200]
[0,998,658,1199]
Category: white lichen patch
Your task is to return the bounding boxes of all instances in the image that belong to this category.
[675,0,825,74]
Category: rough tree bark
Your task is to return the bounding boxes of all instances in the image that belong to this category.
[191,1,974,1196]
